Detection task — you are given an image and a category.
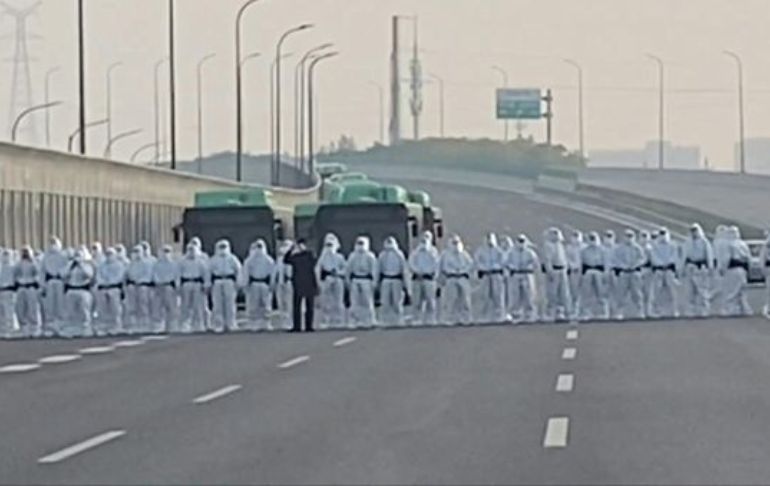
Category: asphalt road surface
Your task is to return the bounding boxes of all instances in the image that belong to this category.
[1,182,769,485]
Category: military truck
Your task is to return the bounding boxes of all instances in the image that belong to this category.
[174,189,285,260]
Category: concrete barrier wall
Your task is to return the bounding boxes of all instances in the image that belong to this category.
[0,142,319,249]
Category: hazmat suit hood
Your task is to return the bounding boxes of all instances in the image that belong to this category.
[658,228,672,243]
[253,239,268,256]
[499,235,514,252]
[485,232,498,247]
[130,245,144,261]
[587,231,601,247]
[689,223,706,240]
[449,235,465,253]
[104,247,118,263]
[1,249,14,265]
[623,229,636,243]
[639,231,651,245]
[545,227,564,244]
[184,243,199,259]
[139,241,152,259]
[354,236,370,253]
[323,233,340,252]
[20,245,34,261]
[48,236,63,253]
[727,226,741,241]
[215,239,232,256]
[603,230,616,246]
[383,236,399,252]
[515,234,529,250]
[159,244,174,261]
[569,231,583,244]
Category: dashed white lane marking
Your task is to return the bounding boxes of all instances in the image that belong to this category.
[38,430,127,464]
[192,385,243,405]
[38,354,82,365]
[278,355,310,369]
[566,330,579,341]
[113,340,144,348]
[556,374,575,392]
[543,417,570,448]
[333,337,357,347]
[562,348,577,360]
[0,363,42,373]
[141,335,169,342]
[78,346,116,355]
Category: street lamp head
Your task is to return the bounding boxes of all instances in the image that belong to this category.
[297,23,314,31]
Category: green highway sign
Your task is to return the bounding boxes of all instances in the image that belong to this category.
[496,88,543,120]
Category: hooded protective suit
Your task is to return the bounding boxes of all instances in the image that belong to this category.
[315,234,346,329]
[272,240,294,330]
[542,228,572,322]
[0,249,19,337]
[94,247,125,336]
[649,228,679,318]
[474,233,507,323]
[125,245,154,334]
[179,242,210,333]
[378,237,410,326]
[60,248,95,338]
[638,230,654,316]
[612,229,647,320]
[603,230,619,317]
[153,245,180,333]
[409,232,440,325]
[681,224,714,317]
[565,231,584,315]
[40,236,68,335]
[90,242,106,266]
[761,233,770,318]
[579,232,610,320]
[14,246,41,337]
[346,236,379,328]
[209,239,242,332]
[439,235,474,325]
[712,225,731,312]
[242,239,275,331]
[114,244,130,265]
[506,234,540,323]
[719,226,752,317]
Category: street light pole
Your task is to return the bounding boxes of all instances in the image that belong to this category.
[105,61,123,158]
[563,58,585,160]
[307,52,339,176]
[274,23,313,186]
[646,53,665,170]
[12,102,63,142]
[428,73,444,138]
[234,0,262,182]
[196,53,216,169]
[168,0,177,170]
[491,65,509,141]
[295,44,332,172]
[44,66,61,147]
[104,128,142,158]
[368,81,385,144]
[154,58,168,164]
[77,0,86,155]
[723,50,746,174]
[68,118,109,153]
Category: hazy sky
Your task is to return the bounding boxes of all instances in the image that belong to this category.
[3,0,770,168]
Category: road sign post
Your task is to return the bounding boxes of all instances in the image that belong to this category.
[496,88,553,145]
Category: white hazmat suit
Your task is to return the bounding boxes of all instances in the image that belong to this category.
[0,250,19,338]
[612,230,646,320]
[61,250,96,338]
[542,228,572,322]
[179,243,210,333]
[474,233,507,323]
[125,245,154,334]
[408,233,440,326]
[506,235,540,323]
[272,241,294,330]
[316,234,347,329]
[649,228,680,318]
[439,235,474,325]
[377,237,410,326]
[241,239,275,331]
[94,248,125,336]
[40,237,68,336]
[681,224,714,317]
[761,235,770,318]
[14,246,41,337]
[580,232,610,321]
[566,231,584,316]
[153,245,181,333]
[209,239,242,332]
[720,226,752,317]
[346,236,379,328]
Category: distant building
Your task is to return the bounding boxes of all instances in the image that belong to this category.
[589,141,701,170]
[738,138,770,175]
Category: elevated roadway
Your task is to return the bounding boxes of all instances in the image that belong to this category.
[1,173,769,485]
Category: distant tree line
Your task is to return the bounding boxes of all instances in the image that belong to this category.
[319,137,585,180]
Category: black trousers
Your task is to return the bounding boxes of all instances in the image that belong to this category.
[292,292,315,332]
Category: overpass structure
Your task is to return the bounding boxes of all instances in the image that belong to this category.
[0,142,319,250]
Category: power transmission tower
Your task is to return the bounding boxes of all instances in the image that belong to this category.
[2,0,42,141]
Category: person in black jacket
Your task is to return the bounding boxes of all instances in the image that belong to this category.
[284,239,318,332]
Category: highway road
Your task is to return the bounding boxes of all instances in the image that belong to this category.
[1,181,769,485]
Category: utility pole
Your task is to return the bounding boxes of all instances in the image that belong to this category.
[389,16,401,145]
[409,17,422,140]
[168,0,177,170]
[544,89,553,146]
[77,0,86,154]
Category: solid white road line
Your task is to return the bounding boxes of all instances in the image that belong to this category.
[556,374,575,393]
[38,354,82,365]
[562,348,577,360]
[0,363,42,373]
[113,340,144,348]
[78,346,116,355]
[333,337,357,348]
[543,417,570,448]
[192,385,243,405]
[38,430,127,464]
[278,355,310,369]
[566,330,579,341]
